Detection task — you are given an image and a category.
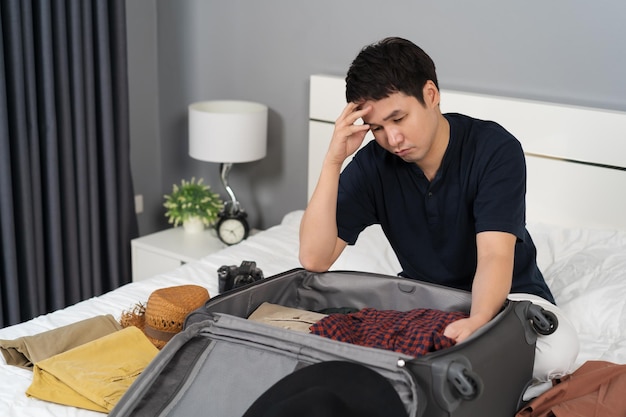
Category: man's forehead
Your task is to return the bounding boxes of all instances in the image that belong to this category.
[359,94,414,123]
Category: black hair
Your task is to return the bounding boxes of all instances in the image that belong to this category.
[345,37,438,105]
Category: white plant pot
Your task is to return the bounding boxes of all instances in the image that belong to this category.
[182,217,204,233]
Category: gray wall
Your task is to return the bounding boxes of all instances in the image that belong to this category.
[127,0,161,235]
[127,0,626,236]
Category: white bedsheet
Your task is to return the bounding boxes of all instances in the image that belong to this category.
[0,210,625,416]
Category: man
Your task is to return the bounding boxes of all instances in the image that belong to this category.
[300,38,577,383]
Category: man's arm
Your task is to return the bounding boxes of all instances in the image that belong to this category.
[299,103,371,271]
[298,157,346,271]
[443,231,516,343]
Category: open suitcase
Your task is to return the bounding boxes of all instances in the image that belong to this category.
[110,268,557,417]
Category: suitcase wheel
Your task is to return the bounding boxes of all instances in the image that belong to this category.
[527,304,558,335]
[447,361,483,401]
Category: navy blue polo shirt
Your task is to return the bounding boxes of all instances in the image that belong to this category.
[336,113,555,303]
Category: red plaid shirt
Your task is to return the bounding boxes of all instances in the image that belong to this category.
[309,308,468,357]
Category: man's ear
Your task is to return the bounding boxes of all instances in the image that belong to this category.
[423,80,440,107]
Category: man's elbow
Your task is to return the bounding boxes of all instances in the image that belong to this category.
[299,252,332,272]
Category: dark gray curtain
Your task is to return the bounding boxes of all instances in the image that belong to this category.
[0,0,138,327]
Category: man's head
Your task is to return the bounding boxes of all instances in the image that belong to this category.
[345,37,438,106]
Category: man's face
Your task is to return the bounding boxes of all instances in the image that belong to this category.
[360,90,444,167]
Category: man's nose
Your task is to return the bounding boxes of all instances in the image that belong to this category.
[386,128,403,146]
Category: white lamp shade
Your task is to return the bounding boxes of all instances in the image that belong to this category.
[189,100,268,163]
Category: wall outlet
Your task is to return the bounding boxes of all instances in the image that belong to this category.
[135,194,144,214]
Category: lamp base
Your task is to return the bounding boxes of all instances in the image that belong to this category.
[220,162,243,216]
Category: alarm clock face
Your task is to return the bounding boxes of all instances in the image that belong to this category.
[217,217,248,245]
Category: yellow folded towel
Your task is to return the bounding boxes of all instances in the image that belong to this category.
[26,326,158,413]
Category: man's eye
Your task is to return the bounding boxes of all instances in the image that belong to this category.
[394,116,405,123]
[371,126,382,132]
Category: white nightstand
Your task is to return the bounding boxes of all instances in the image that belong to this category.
[131,227,226,282]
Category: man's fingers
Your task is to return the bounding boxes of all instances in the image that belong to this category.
[336,103,371,127]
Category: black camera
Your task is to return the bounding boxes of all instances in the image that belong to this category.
[218,261,264,293]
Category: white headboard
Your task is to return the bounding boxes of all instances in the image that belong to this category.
[308,74,626,230]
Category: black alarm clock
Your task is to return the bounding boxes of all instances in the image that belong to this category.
[216,210,250,245]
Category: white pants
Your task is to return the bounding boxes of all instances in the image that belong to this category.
[507,293,580,398]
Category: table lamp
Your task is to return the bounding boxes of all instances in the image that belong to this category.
[188,100,268,244]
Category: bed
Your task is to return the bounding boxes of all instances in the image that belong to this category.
[1,74,626,416]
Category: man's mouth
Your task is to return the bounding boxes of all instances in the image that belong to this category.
[395,148,411,157]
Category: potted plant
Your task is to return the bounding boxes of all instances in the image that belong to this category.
[163,178,224,233]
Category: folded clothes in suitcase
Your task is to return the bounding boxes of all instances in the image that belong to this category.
[110,268,557,417]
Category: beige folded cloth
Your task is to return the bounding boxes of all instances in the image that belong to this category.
[0,314,122,369]
[26,326,159,413]
[248,302,327,332]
